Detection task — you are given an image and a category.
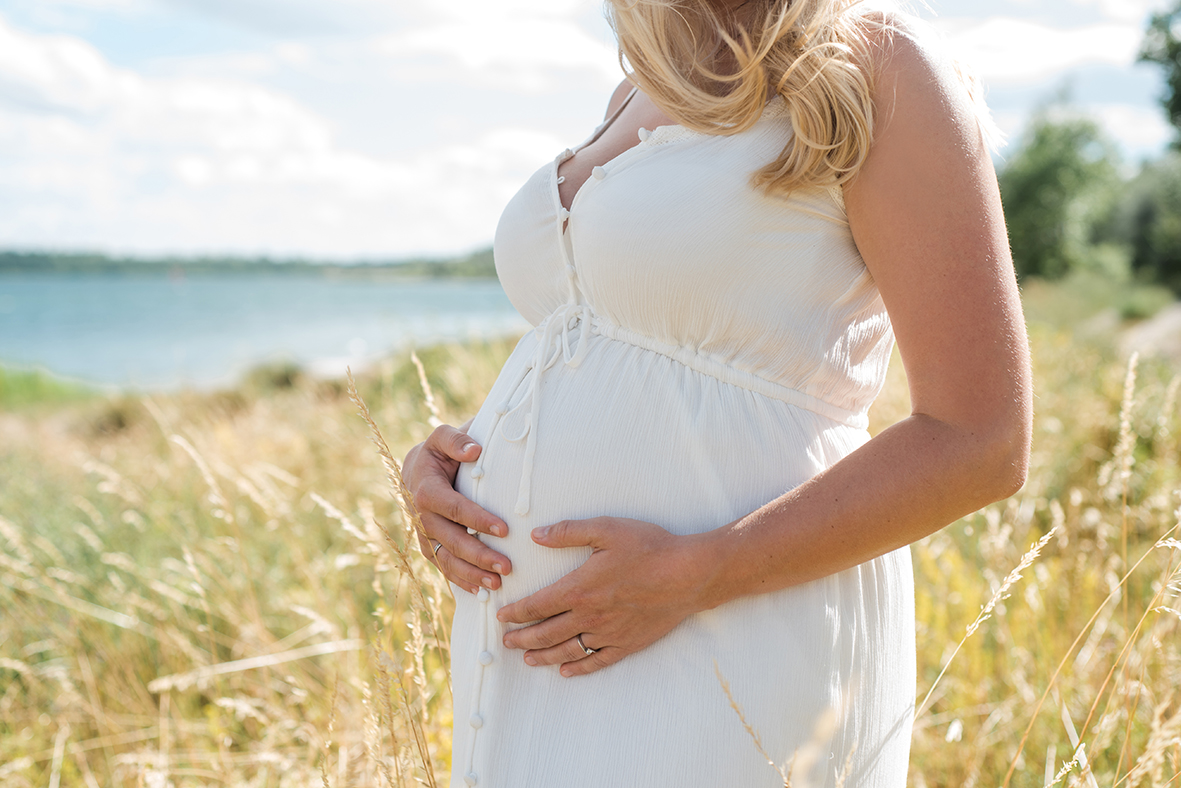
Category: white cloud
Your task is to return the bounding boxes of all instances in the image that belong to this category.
[156,0,400,36]
[988,102,1172,163]
[1087,102,1173,158]
[936,18,1143,84]
[34,0,142,9]
[380,17,620,92]
[0,13,568,257]
[399,0,597,25]
[0,17,141,111]
[0,2,1174,259]
[1066,0,1170,24]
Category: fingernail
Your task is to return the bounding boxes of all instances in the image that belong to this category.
[533,526,549,540]
[560,666,572,677]
[462,442,478,453]
[492,563,505,575]
[524,654,537,666]
[481,576,494,589]
[491,524,505,537]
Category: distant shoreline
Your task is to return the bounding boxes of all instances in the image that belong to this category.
[0,272,525,394]
[0,247,498,279]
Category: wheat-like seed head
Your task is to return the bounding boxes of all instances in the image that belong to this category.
[410,350,444,429]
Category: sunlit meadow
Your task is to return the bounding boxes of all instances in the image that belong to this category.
[1,278,1179,787]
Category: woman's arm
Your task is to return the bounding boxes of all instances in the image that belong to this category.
[498,28,1033,675]
[693,26,1032,605]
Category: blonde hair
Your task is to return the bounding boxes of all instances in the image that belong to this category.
[606,0,886,196]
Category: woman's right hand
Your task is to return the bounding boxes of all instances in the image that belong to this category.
[402,423,511,594]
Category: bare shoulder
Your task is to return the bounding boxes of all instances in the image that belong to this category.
[842,7,1001,235]
[857,11,988,157]
[603,77,636,121]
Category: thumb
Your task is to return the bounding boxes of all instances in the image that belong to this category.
[533,518,607,548]
[429,424,481,463]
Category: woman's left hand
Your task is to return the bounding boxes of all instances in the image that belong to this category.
[497,517,711,677]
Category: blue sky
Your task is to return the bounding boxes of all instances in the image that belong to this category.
[0,0,1173,260]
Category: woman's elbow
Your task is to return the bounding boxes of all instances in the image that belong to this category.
[995,438,1030,500]
[981,408,1033,501]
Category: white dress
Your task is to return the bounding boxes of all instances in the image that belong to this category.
[450,88,915,788]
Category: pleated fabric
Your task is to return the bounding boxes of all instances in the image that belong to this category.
[449,88,915,788]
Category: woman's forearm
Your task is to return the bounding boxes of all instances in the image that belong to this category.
[691,410,1029,611]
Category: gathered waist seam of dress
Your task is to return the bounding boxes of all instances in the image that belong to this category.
[588,315,870,430]
[494,303,871,517]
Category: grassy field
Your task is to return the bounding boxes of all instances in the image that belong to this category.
[1,274,1179,787]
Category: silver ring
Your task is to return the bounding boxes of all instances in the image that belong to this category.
[432,541,443,558]
[576,634,597,656]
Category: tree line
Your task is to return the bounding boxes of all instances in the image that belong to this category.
[999,3,1181,293]
[0,248,497,278]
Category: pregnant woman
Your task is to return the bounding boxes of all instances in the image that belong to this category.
[402,0,1032,785]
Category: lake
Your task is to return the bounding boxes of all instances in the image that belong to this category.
[0,271,529,392]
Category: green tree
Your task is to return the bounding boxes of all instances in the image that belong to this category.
[997,111,1121,279]
[1140,4,1181,143]
[1105,153,1181,293]
[1133,6,1181,292]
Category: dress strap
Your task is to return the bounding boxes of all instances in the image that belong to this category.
[573,85,639,154]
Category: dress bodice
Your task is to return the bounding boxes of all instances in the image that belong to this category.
[492,94,895,427]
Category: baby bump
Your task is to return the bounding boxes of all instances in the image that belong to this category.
[454,332,871,608]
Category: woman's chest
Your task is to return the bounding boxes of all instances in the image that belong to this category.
[556,101,681,213]
[493,127,863,339]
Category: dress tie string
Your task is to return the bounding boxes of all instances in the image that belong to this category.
[497,299,593,516]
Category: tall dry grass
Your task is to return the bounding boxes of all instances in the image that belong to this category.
[904,326,1181,788]
[0,339,512,786]
[0,316,1179,787]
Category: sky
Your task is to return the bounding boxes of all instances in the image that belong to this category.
[0,0,1174,261]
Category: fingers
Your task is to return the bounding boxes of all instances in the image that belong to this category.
[403,421,513,593]
[421,511,510,586]
[520,630,600,667]
[417,531,438,565]
[531,518,608,549]
[419,525,488,595]
[501,611,614,674]
[440,520,507,573]
[502,610,580,651]
[497,583,570,626]
[415,474,506,538]
[560,648,622,677]
[425,423,482,464]
[514,629,623,678]
[410,434,508,591]
[435,544,501,593]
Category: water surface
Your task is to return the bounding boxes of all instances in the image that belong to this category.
[0,271,528,391]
